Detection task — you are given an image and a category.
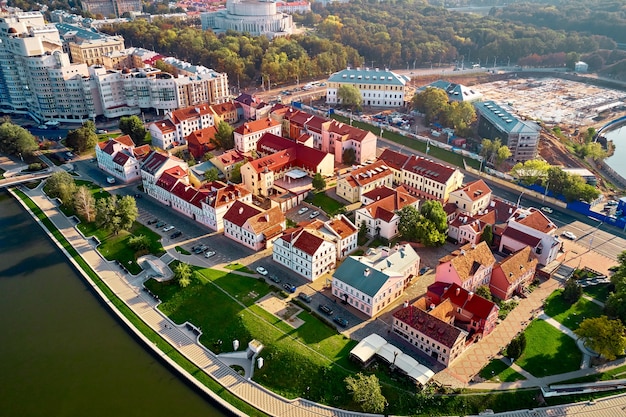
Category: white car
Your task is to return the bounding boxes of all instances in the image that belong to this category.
[561,231,577,240]
[297,207,309,215]
[106,177,116,184]
[309,211,320,219]
[256,266,268,276]
[204,251,216,258]
[163,225,175,232]
[541,207,553,214]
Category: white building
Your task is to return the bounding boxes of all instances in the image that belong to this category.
[149,103,217,150]
[223,200,286,251]
[448,179,492,216]
[326,67,410,108]
[273,227,337,281]
[201,0,294,38]
[95,135,146,182]
[234,118,282,153]
[140,150,189,199]
[355,186,419,239]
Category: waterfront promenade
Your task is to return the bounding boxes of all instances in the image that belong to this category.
[12,182,626,417]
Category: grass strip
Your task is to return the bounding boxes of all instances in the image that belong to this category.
[13,188,268,417]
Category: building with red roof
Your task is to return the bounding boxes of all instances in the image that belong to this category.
[95,135,142,183]
[401,155,464,202]
[490,246,538,300]
[376,148,410,184]
[273,227,337,281]
[187,125,218,159]
[426,282,499,338]
[355,186,418,239]
[448,214,488,246]
[392,304,468,366]
[435,241,496,293]
[448,179,492,216]
[498,207,562,266]
[234,93,273,121]
[336,160,394,203]
[233,118,281,153]
[320,119,378,165]
[240,133,334,197]
[209,149,249,182]
[140,150,189,199]
[223,200,286,250]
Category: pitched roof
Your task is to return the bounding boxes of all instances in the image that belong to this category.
[344,160,393,188]
[333,257,394,297]
[514,208,557,234]
[325,216,357,240]
[495,246,538,284]
[187,125,217,146]
[361,188,417,223]
[439,241,495,281]
[441,283,498,321]
[204,182,250,208]
[141,150,170,175]
[234,117,280,135]
[476,198,518,225]
[326,120,374,143]
[393,306,465,349]
[133,144,151,160]
[170,103,213,124]
[362,185,398,202]
[452,179,491,202]
[247,206,285,235]
[292,229,325,256]
[214,149,247,167]
[115,134,135,147]
[329,67,409,87]
[223,200,262,227]
[256,133,330,173]
[501,226,542,247]
[378,148,411,171]
[210,101,236,116]
[404,155,458,184]
[112,151,131,166]
[151,119,176,134]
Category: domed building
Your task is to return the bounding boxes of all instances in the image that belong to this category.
[201,0,294,38]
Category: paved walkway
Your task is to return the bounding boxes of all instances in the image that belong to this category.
[538,312,598,369]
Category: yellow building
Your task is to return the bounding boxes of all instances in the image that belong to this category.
[326,67,409,108]
[69,36,125,66]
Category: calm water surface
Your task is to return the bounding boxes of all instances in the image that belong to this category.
[604,126,626,179]
[0,192,229,417]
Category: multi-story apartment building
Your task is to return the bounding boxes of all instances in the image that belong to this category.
[326,67,409,108]
[335,161,394,203]
[149,103,216,150]
[81,0,142,17]
[141,150,189,198]
[475,100,540,162]
[320,120,377,165]
[234,118,282,153]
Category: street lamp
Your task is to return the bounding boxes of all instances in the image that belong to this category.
[516,191,525,208]
[542,181,550,202]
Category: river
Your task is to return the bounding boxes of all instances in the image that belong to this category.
[0,192,229,417]
[604,126,626,179]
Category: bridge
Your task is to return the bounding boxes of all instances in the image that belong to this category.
[0,170,54,188]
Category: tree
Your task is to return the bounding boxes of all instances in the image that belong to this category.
[398,205,421,242]
[507,333,526,360]
[95,195,138,235]
[359,220,368,239]
[46,171,76,205]
[204,167,220,182]
[510,159,550,185]
[73,185,96,222]
[575,316,626,360]
[480,224,494,246]
[312,173,326,191]
[399,203,447,247]
[119,116,149,145]
[337,84,362,110]
[174,262,193,288]
[212,121,234,150]
[231,162,244,183]
[342,148,356,165]
[411,87,449,123]
[0,121,38,156]
[202,152,215,162]
[475,285,492,301]
[128,234,151,252]
[66,121,98,154]
[547,167,570,197]
[344,373,386,413]
[562,278,582,304]
[495,145,512,168]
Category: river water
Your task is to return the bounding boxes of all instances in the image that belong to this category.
[604,126,626,179]
[0,192,228,417]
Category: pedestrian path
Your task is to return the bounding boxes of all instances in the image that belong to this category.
[582,294,605,308]
[538,312,598,369]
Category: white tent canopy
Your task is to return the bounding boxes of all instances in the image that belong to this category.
[350,334,434,385]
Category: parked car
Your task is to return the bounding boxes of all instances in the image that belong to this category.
[106,177,116,184]
[541,206,553,214]
[318,304,333,316]
[65,151,74,159]
[268,274,281,284]
[297,207,309,215]
[561,231,577,240]
[193,245,208,254]
[283,283,296,293]
[38,125,48,130]
[163,225,175,232]
[147,219,158,225]
[256,266,268,276]
[155,221,166,228]
[133,193,142,199]
[170,231,182,239]
[419,266,431,275]
[333,316,348,327]
[309,211,320,219]
[204,251,216,258]
[298,292,312,303]
[96,129,107,134]
[607,200,618,206]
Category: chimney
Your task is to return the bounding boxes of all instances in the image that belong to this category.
[468,292,474,300]
[455,287,460,296]
[364,268,371,277]
[239,207,243,214]
[403,300,409,308]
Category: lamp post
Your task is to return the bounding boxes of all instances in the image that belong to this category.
[543,181,550,202]
[516,191,525,208]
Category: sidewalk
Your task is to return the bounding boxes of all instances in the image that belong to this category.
[14,184,375,417]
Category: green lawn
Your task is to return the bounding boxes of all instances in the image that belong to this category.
[331,114,481,170]
[175,246,191,255]
[479,359,526,382]
[516,320,582,378]
[306,191,345,215]
[225,263,256,274]
[544,290,604,330]
[582,284,612,303]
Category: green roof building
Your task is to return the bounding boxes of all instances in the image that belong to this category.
[326,67,410,108]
